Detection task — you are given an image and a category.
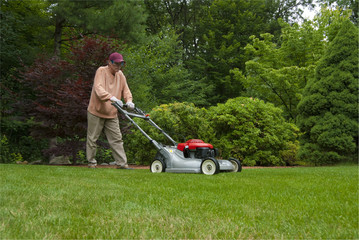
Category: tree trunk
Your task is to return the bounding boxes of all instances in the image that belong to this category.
[54,17,65,57]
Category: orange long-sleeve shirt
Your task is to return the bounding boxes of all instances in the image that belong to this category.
[87,66,132,119]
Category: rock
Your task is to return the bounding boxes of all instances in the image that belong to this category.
[49,156,71,165]
[29,160,43,165]
[16,161,28,164]
[109,161,116,166]
[100,163,109,166]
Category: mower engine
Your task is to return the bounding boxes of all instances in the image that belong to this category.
[177,139,219,159]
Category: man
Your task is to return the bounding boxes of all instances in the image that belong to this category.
[86,52,134,169]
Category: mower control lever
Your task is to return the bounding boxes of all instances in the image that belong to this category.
[112,101,178,147]
[115,103,145,116]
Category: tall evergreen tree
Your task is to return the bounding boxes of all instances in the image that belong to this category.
[297,19,358,164]
[48,0,147,55]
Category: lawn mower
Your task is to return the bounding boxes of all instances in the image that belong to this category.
[112,102,242,175]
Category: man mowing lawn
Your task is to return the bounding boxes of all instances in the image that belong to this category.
[86,52,135,170]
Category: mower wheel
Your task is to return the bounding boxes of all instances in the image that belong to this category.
[201,158,220,175]
[229,158,242,172]
[150,159,166,173]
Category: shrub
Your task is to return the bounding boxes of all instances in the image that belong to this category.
[279,141,303,166]
[208,97,298,166]
[18,36,123,164]
[124,99,298,166]
[0,118,48,163]
[0,135,23,163]
[96,149,113,164]
[76,148,114,165]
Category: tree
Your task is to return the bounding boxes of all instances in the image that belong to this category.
[122,30,208,110]
[144,0,212,61]
[0,0,52,78]
[47,0,147,55]
[232,9,353,121]
[232,20,325,121]
[188,0,316,106]
[297,19,358,164]
[190,0,268,105]
[18,36,122,163]
[144,0,315,63]
[317,0,358,23]
[0,0,54,162]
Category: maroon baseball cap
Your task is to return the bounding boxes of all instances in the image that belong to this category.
[109,52,125,63]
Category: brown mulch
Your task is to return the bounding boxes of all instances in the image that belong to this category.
[98,164,150,169]
[57,164,150,169]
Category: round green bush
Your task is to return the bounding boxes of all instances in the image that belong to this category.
[208,97,298,166]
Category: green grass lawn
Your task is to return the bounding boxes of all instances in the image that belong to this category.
[0,164,358,239]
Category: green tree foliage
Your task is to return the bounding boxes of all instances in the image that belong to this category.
[0,0,52,115]
[144,0,315,106]
[232,21,324,120]
[145,0,315,61]
[123,30,208,110]
[316,8,354,42]
[144,0,212,61]
[208,97,298,166]
[265,0,316,23]
[0,0,52,77]
[192,0,269,104]
[317,0,358,23]
[297,19,358,164]
[232,9,353,121]
[190,0,316,105]
[0,0,53,163]
[48,0,147,55]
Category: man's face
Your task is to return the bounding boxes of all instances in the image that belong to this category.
[109,60,125,72]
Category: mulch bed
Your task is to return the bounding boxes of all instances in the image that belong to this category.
[50,164,151,169]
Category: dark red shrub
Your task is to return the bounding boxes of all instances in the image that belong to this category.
[19,35,124,163]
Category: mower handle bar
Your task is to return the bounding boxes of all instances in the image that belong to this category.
[112,102,177,149]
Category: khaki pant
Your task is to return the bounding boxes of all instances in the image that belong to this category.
[86,112,127,167]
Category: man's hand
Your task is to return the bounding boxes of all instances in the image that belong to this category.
[126,102,135,110]
[110,96,123,107]
[110,96,119,102]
